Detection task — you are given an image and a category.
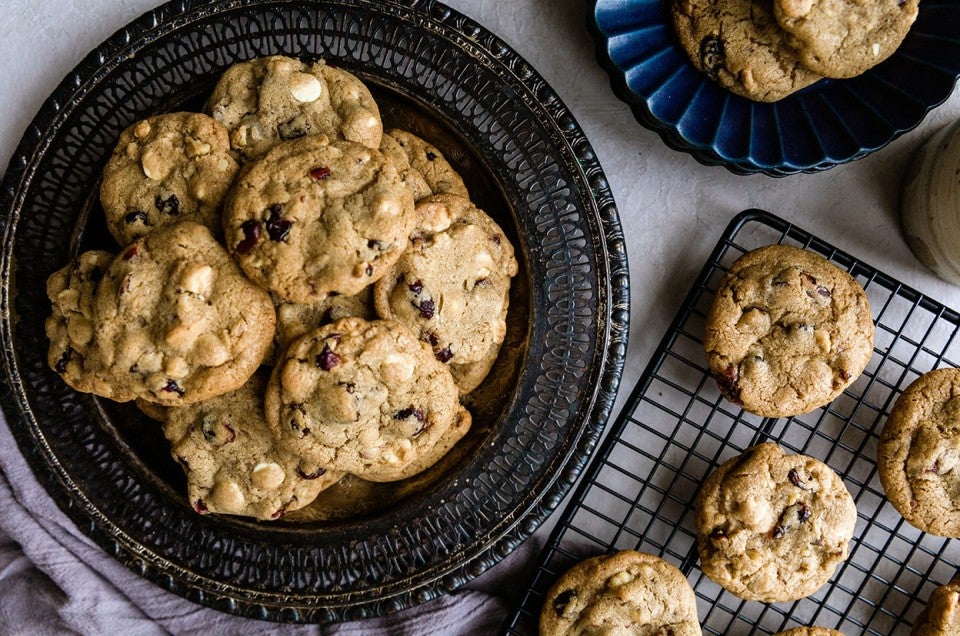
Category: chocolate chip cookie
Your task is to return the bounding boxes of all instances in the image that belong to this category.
[878,368,960,538]
[92,221,275,405]
[373,194,517,371]
[224,135,415,303]
[540,550,702,636]
[696,443,857,602]
[912,576,960,636]
[161,371,342,520]
[704,244,874,418]
[46,250,138,401]
[100,112,239,245]
[672,0,823,102]
[264,317,465,481]
[206,55,382,161]
[774,0,919,79]
[384,129,468,200]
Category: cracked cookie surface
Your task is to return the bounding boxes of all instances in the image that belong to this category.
[92,221,275,405]
[911,576,960,636]
[264,317,466,481]
[540,550,702,636]
[704,244,874,418]
[671,0,823,101]
[774,0,919,79]
[696,443,857,602]
[373,194,517,376]
[206,55,382,161]
[160,371,342,520]
[100,112,239,245]
[878,368,960,538]
[223,135,415,303]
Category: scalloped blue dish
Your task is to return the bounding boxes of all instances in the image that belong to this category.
[589,0,960,176]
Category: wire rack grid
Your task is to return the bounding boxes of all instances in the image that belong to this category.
[503,209,960,635]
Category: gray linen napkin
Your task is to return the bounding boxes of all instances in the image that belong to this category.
[0,411,517,635]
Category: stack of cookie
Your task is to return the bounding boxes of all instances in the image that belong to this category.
[45,55,517,521]
[672,0,920,101]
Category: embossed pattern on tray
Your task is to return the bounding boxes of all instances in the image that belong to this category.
[505,209,960,634]
[0,0,629,623]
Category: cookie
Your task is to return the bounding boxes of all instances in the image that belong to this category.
[160,371,342,519]
[379,132,431,201]
[540,550,701,636]
[384,129,468,199]
[100,113,239,245]
[92,221,275,405]
[206,55,382,161]
[373,194,517,368]
[264,317,465,481]
[223,135,415,303]
[703,244,874,418]
[671,0,823,102]
[774,628,845,636]
[274,286,375,354]
[45,250,137,401]
[912,576,960,636]
[774,0,919,79]
[449,341,500,395]
[878,368,960,537]
[696,443,857,602]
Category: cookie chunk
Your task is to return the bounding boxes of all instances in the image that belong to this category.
[379,133,431,201]
[46,251,137,401]
[273,286,375,354]
[912,576,960,636]
[774,628,845,636]
[696,443,857,602]
[672,0,822,102]
[92,221,275,405]
[100,113,239,245]
[224,135,415,303]
[385,129,468,200]
[374,194,517,369]
[774,0,919,79]
[540,550,701,636]
[878,368,960,537]
[206,55,382,161]
[161,371,342,520]
[264,318,466,481]
[704,244,874,418]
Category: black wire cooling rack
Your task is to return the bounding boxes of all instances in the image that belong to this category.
[503,209,960,635]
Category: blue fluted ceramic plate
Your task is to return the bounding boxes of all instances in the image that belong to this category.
[589,0,960,176]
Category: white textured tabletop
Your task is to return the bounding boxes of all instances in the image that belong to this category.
[2,0,959,631]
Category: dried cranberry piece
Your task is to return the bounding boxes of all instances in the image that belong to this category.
[155,194,180,216]
[394,406,426,423]
[408,279,423,295]
[310,166,331,179]
[553,589,577,617]
[837,368,851,382]
[417,298,435,319]
[222,423,236,444]
[297,466,328,480]
[772,502,810,538]
[54,348,72,373]
[788,468,804,488]
[161,379,185,396]
[365,264,373,276]
[122,245,139,260]
[316,343,341,371]
[125,210,147,225]
[425,151,437,161]
[87,267,103,283]
[368,239,383,250]
[427,332,440,347]
[193,499,209,514]
[236,220,262,254]
[271,502,290,519]
[265,204,292,242]
[817,286,831,298]
[491,233,503,245]
[435,346,453,363]
[801,272,818,285]
[716,364,742,404]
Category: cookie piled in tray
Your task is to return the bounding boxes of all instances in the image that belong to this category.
[44,55,518,521]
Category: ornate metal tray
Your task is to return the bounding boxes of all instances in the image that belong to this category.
[0,0,629,623]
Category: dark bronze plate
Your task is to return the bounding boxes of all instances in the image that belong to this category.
[0,0,629,623]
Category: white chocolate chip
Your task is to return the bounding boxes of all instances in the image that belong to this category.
[380,353,415,384]
[164,355,190,378]
[55,288,81,312]
[607,571,634,588]
[179,263,214,297]
[872,43,881,57]
[185,136,212,158]
[133,120,151,138]
[217,158,231,171]
[289,73,323,102]
[194,333,231,367]
[67,316,94,346]
[251,462,286,490]
[140,150,171,181]
[210,480,246,513]
[383,439,413,466]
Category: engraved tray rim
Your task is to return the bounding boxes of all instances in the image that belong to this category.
[0,0,630,623]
